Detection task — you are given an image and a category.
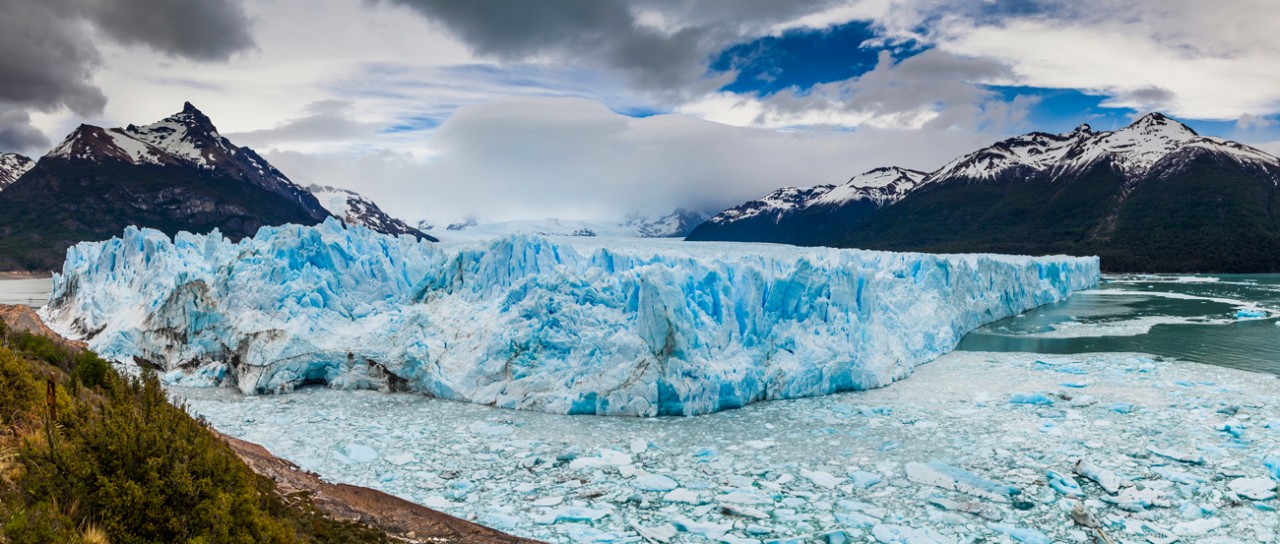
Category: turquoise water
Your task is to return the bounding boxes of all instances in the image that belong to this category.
[958,274,1280,375]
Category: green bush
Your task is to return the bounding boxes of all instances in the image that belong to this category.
[0,346,40,423]
[71,351,110,389]
[1,340,389,544]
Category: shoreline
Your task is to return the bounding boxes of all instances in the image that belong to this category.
[0,270,53,280]
[177,351,1280,543]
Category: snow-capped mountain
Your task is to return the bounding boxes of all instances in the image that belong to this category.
[0,103,337,270]
[307,185,436,241]
[686,167,926,244]
[926,113,1279,185]
[619,208,709,238]
[46,102,327,215]
[692,113,1280,272]
[0,153,34,189]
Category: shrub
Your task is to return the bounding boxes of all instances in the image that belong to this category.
[0,346,40,423]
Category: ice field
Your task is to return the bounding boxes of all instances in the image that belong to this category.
[176,351,1280,543]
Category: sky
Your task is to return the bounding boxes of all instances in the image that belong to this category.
[2,0,1280,224]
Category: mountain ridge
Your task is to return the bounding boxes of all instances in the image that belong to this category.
[0,103,420,271]
[689,113,1280,272]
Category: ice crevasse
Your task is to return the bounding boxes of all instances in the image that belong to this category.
[42,219,1099,416]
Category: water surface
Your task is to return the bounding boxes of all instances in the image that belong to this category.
[0,277,52,307]
[958,274,1280,374]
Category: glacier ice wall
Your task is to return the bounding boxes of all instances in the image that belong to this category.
[42,219,1099,416]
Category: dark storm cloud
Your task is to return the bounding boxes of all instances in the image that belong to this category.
[0,0,255,151]
[0,111,52,154]
[0,0,108,116]
[374,0,850,95]
[78,0,256,62]
[376,0,717,92]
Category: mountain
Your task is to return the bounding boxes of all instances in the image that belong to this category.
[306,184,436,241]
[620,208,709,238]
[0,103,335,271]
[686,166,926,244]
[690,113,1280,272]
[0,153,34,189]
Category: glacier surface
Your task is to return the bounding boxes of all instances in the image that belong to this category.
[42,219,1098,415]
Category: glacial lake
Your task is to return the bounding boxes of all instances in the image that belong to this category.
[3,274,1278,375]
[0,276,53,307]
[958,274,1280,375]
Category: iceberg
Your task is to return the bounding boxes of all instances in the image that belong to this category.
[42,219,1098,416]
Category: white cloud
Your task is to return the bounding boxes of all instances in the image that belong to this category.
[890,0,1280,120]
[264,97,997,223]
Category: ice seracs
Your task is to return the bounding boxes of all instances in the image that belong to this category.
[42,219,1098,416]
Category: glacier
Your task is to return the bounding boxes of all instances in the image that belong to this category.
[41,218,1098,416]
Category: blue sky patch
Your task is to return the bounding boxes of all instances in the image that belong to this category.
[710,21,917,96]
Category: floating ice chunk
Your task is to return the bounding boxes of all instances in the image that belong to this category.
[1102,487,1171,511]
[1074,459,1123,494]
[1264,455,1280,480]
[1173,518,1222,536]
[1228,478,1277,500]
[801,469,842,489]
[988,524,1051,544]
[629,522,677,543]
[1152,466,1205,484]
[633,473,679,492]
[671,516,732,539]
[1235,308,1267,319]
[662,488,704,504]
[719,489,774,505]
[926,498,1002,521]
[1008,393,1054,406]
[1149,447,1206,465]
[720,504,770,519]
[1107,402,1135,414]
[532,496,563,507]
[342,443,378,463]
[531,506,610,525]
[629,439,648,454]
[905,460,1019,503]
[870,524,956,544]
[569,449,632,469]
[1046,470,1084,497]
[849,470,882,489]
[384,452,415,466]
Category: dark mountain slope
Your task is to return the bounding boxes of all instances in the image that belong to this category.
[0,103,335,271]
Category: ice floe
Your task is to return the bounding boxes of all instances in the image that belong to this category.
[174,351,1280,543]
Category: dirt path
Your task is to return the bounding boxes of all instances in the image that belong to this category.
[221,434,542,544]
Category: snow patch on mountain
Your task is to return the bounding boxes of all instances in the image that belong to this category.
[307,184,431,240]
[928,113,1280,185]
[707,167,926,226]
[620,209,709,238]
[0,153,34,188]
[42,219,1099,416]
